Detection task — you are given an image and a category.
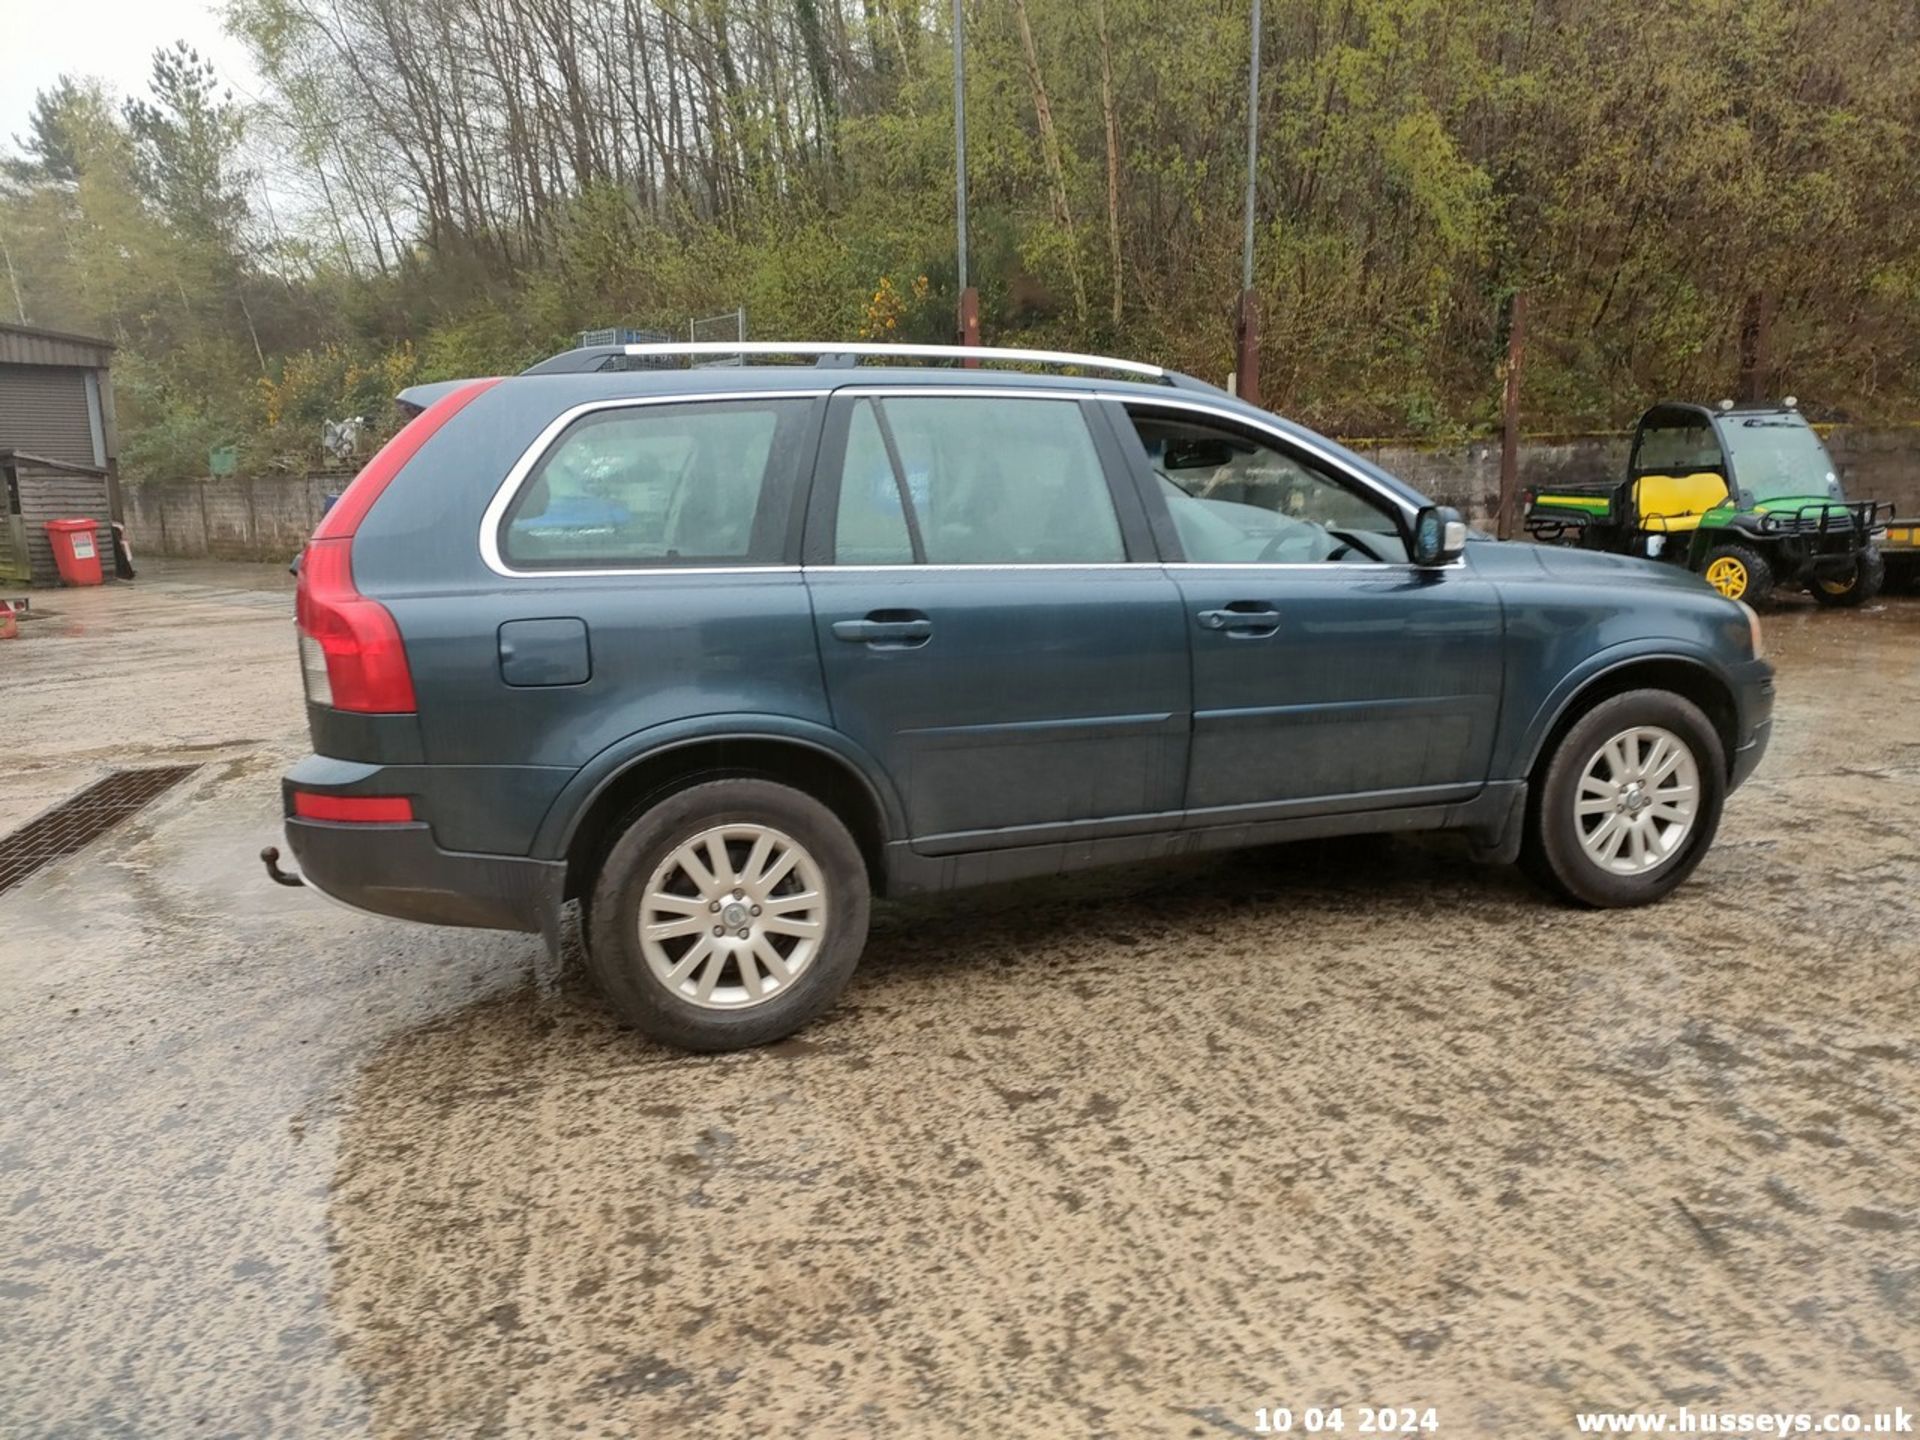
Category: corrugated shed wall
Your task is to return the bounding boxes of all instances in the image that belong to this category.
[13,466,112,584]
[0,367,97,467]
[0,326,113,370]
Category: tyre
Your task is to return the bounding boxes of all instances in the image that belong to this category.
[586,778,871,1051]
[1808,547,1885,607]
[1699,542,1774,606]
[1521,689,1727,908]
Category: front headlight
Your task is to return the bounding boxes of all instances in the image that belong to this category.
[1738,600,1763,659]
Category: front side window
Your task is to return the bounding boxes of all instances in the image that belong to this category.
[1126,409,1408,564]
[502,398,810,568]
[832,395,1125,565]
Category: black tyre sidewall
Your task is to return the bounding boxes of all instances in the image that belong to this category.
[587,778,871,1052]
[1529,689,1727,908]
[1810,547,1884,607]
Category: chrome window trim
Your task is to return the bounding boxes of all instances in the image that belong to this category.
[479,389,830,579]
[828,388,1427,570]
[1090,388,1422,522]
[1162,558,1467,572]
[805,560,1464,573]
[478,385,1444,578]
[807,563,1143,573]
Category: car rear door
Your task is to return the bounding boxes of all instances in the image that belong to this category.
[802,387,1190,853]
[1106,398,1504,821]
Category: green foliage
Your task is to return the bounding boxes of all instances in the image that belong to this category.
[2,0,1918,477]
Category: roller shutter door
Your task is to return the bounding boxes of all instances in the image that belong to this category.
[0,367,96,466]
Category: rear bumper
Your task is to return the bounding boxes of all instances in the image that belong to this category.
[281,754,568,933]
[284,817,563,932]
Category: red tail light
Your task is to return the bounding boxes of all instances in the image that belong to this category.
[297,377,499,714]
[296,538,417,712]
[292,792,415,823]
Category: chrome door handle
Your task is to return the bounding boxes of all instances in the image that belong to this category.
[833,616,933,646]
[1196,607,1281,635]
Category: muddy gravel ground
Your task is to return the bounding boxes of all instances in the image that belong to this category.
[1,563,1916,1438]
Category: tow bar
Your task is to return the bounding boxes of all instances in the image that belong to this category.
[260,846,305,887]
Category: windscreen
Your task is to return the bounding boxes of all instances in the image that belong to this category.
[1721,414,1840,502]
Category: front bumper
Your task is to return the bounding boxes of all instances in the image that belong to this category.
[1728,657,1775,792]
[1730,719,1772,791]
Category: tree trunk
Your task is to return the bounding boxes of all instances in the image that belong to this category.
[1010,0,1086,322]
[1095,0,1122,328]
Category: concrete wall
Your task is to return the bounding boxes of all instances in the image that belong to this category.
[122,425,1920,562]
[123,473,353,562]
[1351,434,1628,529]
[1824,426,1920,519]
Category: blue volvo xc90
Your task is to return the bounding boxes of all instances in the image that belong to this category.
[281,342,1774,1050]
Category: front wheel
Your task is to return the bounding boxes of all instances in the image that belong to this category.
[1699,542,1774,606]
[1522,689,1727,908]
[586,778,871,1051]
[1808,547,1885,607]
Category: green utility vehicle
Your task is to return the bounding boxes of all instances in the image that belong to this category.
[1525,401,1886,606]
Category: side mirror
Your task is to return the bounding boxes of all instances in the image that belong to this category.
[1412,505,1468,567]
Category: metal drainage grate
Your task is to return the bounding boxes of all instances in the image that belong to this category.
[0,765,201,897]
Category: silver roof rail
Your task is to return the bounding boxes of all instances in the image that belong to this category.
[522,339,1171,381]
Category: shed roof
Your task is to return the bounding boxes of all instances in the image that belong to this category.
[0,322,115,370]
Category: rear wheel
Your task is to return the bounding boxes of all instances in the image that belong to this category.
[1522,689,1726,908]
[1699,543,1774,606]
[586,778,870,1051]
[1809,547,1885,607]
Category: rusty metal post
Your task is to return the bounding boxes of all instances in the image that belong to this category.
[953,0,978,362]
[1497,290,1527,541]
[1235,0,1263,404]
[1234,292,1260,406]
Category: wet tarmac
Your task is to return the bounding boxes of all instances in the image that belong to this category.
[1,565,1916,1437]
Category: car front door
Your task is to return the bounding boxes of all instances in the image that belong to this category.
[804,388,1190,853]
[1107,400,1504,822]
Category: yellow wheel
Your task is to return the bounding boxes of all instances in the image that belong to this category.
[1809,549,1884,607]
[1700,543,1774,606]
[1705,555,1748,598]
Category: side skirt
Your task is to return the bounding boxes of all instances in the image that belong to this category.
[882,782,1527,895]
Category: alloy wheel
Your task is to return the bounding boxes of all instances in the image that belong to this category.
[1575,725,1701,876]
[638,823,829,1009]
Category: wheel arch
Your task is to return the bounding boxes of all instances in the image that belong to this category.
[545,725,901,902]
[1522,653,1740,784]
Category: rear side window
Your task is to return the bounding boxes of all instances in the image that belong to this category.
[502,398,811,569]
[1636,420,1721,473]
[833,395,1124,565]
